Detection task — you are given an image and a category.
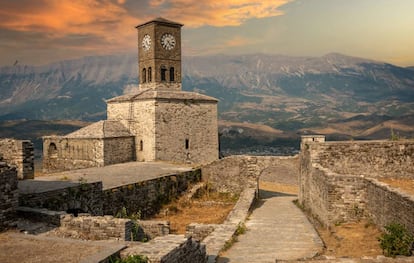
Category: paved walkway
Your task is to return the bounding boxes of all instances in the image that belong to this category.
[217,189,323,263]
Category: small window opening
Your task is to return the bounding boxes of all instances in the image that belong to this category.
[161,66,167,81]
[185,139,189,150]
[169,67,175,81]
[140,140,143,151]
[148,67,152,82]
[48,143,58,158]
[142,68,146,83]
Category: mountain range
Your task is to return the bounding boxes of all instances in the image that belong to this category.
[1,52,413,143]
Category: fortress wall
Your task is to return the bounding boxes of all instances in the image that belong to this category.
[43,137,104,173]
[202,155,299,194]
[306,140,414,178]
[102,169,202,218]
[0,159,18,231]
[0,138,34,180]
[19,182,104,215]
[300,138,414,231]
[365,178,414,234]
[103,137,135,165]
[154,100,218,165]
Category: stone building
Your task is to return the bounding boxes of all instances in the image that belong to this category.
[43,18,219,173]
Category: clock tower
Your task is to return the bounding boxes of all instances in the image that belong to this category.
[136,17,183,91]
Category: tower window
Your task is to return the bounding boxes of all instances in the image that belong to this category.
[148,67,152,82]
[170,67,175,81]
[142,68,146,83]
[161,66,167,81]
[185,139,189,150]
[140,140,143,151]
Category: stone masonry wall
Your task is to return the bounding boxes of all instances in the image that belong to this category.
[0,158,18,231]
[0,138,34,180]
[19,182,103,215]
[59,214,134,241]
[121,235,207,263]
[103,137,135,165]
[366,178,414,234]
[300,139,414,231]
[202,155,299,194]
[154,99,218,165]
[307,140,414,178]
[102,169,202,218]
[43,137,104,173]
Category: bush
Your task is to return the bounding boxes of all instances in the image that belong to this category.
[379,223,414,257]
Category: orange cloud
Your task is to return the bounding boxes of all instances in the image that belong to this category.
[156,0,292,27]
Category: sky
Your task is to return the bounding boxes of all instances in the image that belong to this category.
[1,0,414,67]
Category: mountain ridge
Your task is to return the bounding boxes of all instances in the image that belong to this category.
[1,52,413,140]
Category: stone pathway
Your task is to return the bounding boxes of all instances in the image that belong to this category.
[217,189,323,263]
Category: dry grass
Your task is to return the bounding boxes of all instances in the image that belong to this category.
[378,178,414,195]
[152,190,237,234]
[316,220,383,257]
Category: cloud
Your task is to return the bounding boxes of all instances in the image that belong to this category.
[142,0,292,27]
[0,0,292,64]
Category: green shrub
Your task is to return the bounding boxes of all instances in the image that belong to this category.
[379,222,414,257]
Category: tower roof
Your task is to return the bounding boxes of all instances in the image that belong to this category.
[107,89,218,103]
[136,17,183,28]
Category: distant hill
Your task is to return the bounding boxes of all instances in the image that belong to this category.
[1,52,414,141]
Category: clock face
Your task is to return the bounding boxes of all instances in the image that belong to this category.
[161,33,176,50]
[142,34,151,51]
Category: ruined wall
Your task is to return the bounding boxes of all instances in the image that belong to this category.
[307,140,414,178]
[154,99,218,165]
[19,182,103,215]
[60,214,134,241]
[43,137,104,173]
[102,169,202,217]
[0,138,34,179]
[0,159,18,231]
[202,155,299,193]
[121,235,207,263]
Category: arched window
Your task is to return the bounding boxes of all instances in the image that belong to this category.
[169,67,175,81]
[161,66,167,81]
[148,67,152,82]
[142,68,146,83]
[48,143,58,158]
[140,140,143,151]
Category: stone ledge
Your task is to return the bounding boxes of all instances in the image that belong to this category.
[200,187,257,263]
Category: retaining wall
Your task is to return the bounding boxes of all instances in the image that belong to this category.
[102,169,202,218]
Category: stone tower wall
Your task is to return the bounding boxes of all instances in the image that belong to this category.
[154,99,218,164]
[0,138,34,180]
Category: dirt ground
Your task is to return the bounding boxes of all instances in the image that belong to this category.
[260,181,384,258]
[378,178,414,195]
[151,188,237,234]
[0,231,110,263]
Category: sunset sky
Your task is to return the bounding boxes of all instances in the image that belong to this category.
[1,0,414,66]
